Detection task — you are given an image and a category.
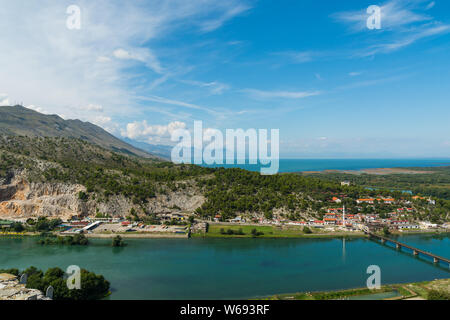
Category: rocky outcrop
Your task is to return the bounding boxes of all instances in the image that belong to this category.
[0,173,86,220]
[0,274,50,300]
[0,171,205,219]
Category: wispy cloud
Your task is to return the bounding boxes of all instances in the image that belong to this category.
[332,0,449,58]
[425,1,435,10]
[113,48,163,74]
[0,93,10,105]
[335,73,411,91]
[199,3,252,32]
[136,95,218,115]
[243,89,321,100]
[121,120,187,142]
[333,0,432,31]
[181,79,230,95]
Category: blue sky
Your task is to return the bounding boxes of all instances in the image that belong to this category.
[1,0,450,158]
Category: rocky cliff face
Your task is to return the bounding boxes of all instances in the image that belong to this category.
[0,274,50,300]
[0,171,205,219]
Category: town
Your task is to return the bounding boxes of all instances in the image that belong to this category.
[1,192,448,239]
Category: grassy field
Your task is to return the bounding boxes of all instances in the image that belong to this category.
[191,223,365,239]
[260,278,450,300]
[262,287,394,300]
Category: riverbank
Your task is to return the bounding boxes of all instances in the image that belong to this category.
[191,223,366,239]
[261,278,450,300]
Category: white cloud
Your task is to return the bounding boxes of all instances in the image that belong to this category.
[121,120,187,142]
[333,0,449,57]
[359,24,450,56]
[113,49,133,60]
[0,0,250,132]
[0,93,9,105]
[89,115,121,134]
[80,104,104,112]
[137,95,218,114]
[199,4,251,32]
[349,72,362,77]
[425,1,435,10]
[91,116,111,126]
[243,89,321,100]
[96,56,111,63]
[333,0,432,31]
[25,105,50,114]
[273,51,315,64]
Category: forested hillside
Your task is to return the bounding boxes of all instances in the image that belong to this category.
[0,136,449,223]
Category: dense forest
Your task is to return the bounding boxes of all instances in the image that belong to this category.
[193,168,450,222]
[0,136,210,204]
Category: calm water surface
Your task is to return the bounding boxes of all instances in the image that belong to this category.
[0,234,448,300]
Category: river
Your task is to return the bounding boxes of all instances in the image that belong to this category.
[0,234,448,299]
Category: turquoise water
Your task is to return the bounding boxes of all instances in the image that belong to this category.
[202,159,450,173]
[0,234,448,300]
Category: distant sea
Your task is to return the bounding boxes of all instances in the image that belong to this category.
[202,159,450,173]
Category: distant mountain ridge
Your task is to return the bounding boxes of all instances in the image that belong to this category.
[122,138,173,160]
[0,105,157,159]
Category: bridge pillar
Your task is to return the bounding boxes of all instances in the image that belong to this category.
[434,258,439,264]
[396,244,401,250]
[381,239,386,244]
[413,250,418,256]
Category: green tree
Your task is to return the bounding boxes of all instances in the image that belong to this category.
[303,226,312,234]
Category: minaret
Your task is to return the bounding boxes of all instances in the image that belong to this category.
[343,205,346,228]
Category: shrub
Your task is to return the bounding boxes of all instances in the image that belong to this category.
[112,235,126,247]
[303,226,312,234]
[428,290,450,300]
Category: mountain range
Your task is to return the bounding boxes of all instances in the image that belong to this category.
[0,105,158,159]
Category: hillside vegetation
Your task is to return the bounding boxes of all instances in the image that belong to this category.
[0,136,449,223]
[304,168,450,200]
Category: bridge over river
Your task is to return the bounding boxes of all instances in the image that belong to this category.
[364,230,450,268]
